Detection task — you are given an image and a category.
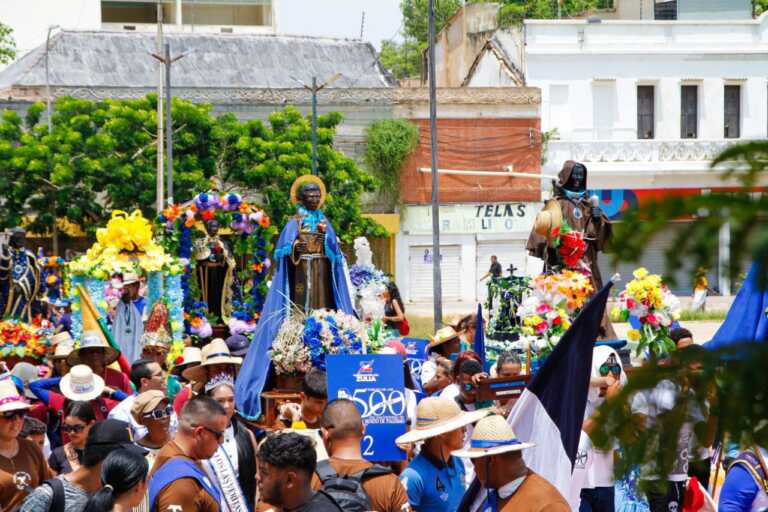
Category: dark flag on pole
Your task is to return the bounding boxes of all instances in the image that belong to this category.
[474,302,485,365]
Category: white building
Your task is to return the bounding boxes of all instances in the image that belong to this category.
[435,2,768,294]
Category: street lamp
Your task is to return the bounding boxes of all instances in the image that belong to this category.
[290,73,343,175]
[45,25,60,134]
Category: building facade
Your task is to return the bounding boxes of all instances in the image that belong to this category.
[435,4,768,295]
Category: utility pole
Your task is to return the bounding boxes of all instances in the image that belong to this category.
[360,10,365,39]
[155,2,164,214]
[428,0,443,329]
[151,43,189,206]
[45,24,60,256]
[290,74,342,176]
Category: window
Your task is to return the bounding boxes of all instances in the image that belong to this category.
[637,85,655,139]
[681,85,698,139]
[724,85,741,139]
[654,0,677,20]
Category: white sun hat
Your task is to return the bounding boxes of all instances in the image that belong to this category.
[452,414,535,458]
[60,365,105,402]
[395,396,490,445]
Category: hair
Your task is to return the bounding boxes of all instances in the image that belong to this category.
[130,359,156,391]
[452,350,481,379]
[455,314,477,333]
[65,400,96,424]
[83,449,148,512]
[385,282,405,313]
[496,351,521,369]
[258,432,317,478]
[669,327,693,344]
[300,183,321,195]
[320,399,362,441]
[302,369,327,400]
[20,417,47,437]
[458,359,483,377]
[180,395,227,431]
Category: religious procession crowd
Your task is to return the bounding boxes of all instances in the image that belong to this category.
[0,168,765,512]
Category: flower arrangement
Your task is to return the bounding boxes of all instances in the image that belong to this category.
[485,275,530,344]
[186,301,213,339]
[227,300,259,336]
[549,221,589,271]
[271,316,312,376]
[617,268,681,357]
[349,265,387,289]
[69,210,181,279]
[0,320,52,360]
[303,309,366,369]
[366,318,389,354]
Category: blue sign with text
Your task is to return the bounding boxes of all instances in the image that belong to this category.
[327,354,407,461]
[402,337,429,396]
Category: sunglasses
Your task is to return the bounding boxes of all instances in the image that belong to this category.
[599,363,622,377]
[61,423,87,433]
[462,383,476,392]
[200,425,225,441]
[0,410,25,421]
[142,405,174,421]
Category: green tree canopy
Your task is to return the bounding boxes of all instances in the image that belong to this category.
[0,22,15,65]
[364,119,419,208]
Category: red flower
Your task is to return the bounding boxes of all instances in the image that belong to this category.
[201,210,215,221]
[175,356,184,365]
[552,316,562,326]
[212,245,223,254]
[559,231,587,268]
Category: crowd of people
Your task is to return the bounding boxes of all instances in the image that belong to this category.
[0,297,766,512]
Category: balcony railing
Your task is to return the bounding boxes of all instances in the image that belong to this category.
[548,139,745,163]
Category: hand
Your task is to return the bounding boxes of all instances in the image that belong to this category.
[591,207,602,220]
[604,379,622,398]
[278,402,302,423]
[102,386,116,397]
[472,372,489,386]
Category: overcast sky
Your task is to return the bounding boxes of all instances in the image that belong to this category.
[276,0,403,49]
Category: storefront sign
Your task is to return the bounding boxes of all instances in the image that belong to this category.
[326,354,407,461]
[402,203,539,235]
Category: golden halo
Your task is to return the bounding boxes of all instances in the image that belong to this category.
[290,175,327,208]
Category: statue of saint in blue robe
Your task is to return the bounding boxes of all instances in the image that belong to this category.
[236,184,355,419]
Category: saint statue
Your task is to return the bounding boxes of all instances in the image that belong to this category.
[0,228,42,322]
[235,175,356,419]
[193,219,236,320]
[527,160,616,337]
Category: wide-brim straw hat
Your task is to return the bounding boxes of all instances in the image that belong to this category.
[51,331,74,347]
[452,414,535,458]
[67,330,120,367]
[427,326,461,350]
[183,338,242,382]
[60,365,105,402]
[0,374,31,413]
[533,200,563,242]
[171,346,203,376]
[50,342,74,361]
[116,272,140,287]
[10,363,39,399]
[395,397,490,445]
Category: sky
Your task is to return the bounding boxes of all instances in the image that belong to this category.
[276,0,404,49]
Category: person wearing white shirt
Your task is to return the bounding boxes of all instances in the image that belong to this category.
[108,359,177,440]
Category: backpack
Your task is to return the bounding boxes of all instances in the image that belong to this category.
[44,478,65,512]
[315,459,392,512]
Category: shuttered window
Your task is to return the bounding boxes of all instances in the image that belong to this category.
[637,85,655,139]
[681,85,698,139]
[724,85,741,139]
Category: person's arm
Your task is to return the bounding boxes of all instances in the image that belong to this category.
[384,300,406,323]
[719,464,758,512]
[479,272,491,282]
[29,377,61,406]
[155,479,208,512]
[400,469,423,510]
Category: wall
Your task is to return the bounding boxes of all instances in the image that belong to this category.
[678,0,752,20]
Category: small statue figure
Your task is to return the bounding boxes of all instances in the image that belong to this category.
[0,228,42,322]
[353,237,374,268]
[193,219,236,320]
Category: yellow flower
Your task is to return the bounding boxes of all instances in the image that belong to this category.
[627,329,641,341]
[522,326,535,336]
[633,267,649,279]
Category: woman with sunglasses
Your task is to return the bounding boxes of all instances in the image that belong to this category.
[48,401,96,475]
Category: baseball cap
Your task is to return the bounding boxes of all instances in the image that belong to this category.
[131,390,168,424]
[225,334,250,357]
[85,419,148,459]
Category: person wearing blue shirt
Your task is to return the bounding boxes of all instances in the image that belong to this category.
[396,396,489,512]
[719,448,768,512]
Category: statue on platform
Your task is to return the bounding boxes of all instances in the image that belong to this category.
[527,160,616,337]
[193,219,236,320]
[0,229,42,322]
[235,175,356,419]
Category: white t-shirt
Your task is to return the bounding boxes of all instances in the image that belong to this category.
[439,383,460,402]
[420,358,437,387]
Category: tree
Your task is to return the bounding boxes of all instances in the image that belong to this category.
[401,0,463,44]
[0,22,15,65]
[496,0,601,27]
[755,0,768,16]
[364,119,420,208]
[379,39,422,81]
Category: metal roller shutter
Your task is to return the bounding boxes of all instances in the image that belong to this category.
[409,245,462,302]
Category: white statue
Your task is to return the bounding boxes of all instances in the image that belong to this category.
[354,237,374,268]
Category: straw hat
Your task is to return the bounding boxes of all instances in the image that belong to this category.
[117,272,140,287]
[66,330,120,367]
[0,374,31,413]
[533,200,563,242]
[51,332,74,347]
[395,397,489,445]
[427,326,461,350]
[60,365,105,402]
[50,342,74,361]
[182,338,242,382]
[452,414,535,458]
[171,346,202,376]
[10,363,40,399]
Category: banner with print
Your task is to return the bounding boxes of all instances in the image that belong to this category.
[402,337,429,396]
[327,354,407,461]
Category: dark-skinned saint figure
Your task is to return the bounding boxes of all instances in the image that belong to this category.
[193,219,236,320]
[0,228,42,322]
[527,160,616,338]
[235,175,356,419]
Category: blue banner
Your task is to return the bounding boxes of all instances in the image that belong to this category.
[402,337,429,396]
[326,354,407,461]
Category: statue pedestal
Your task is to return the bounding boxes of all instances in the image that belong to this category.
[211,324,230,341]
